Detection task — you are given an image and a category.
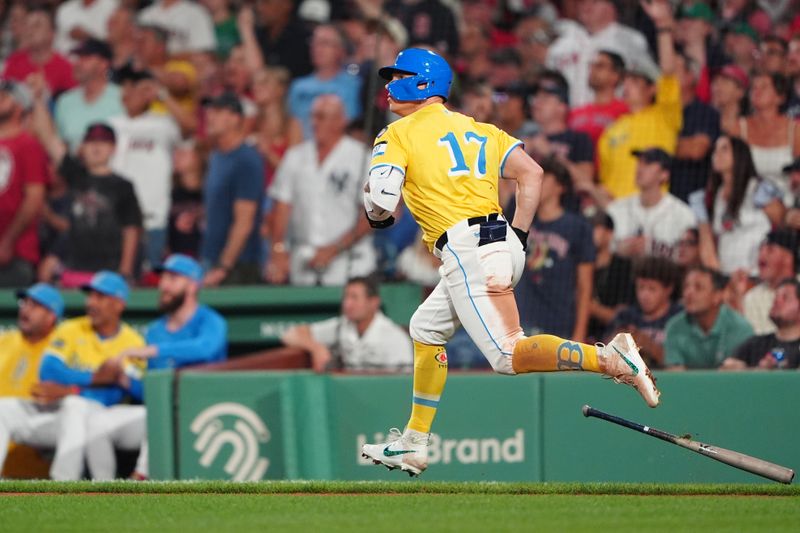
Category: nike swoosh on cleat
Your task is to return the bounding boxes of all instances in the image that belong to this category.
[613,346,639,376]
[383,446,415,457]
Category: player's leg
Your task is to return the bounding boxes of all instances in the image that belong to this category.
[0,399,58,470]
[133,439,149,479]
[86,405,146,480]
[361,280,459,476]
[441,221,659,406]
[50,395,104,480]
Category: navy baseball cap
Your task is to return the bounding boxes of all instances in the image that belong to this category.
[155,254,203,282]
[71,38,113,61]
[16,283,64,319]
[204,91,244,115]
[81,271,129,303]
[632,147,672,169]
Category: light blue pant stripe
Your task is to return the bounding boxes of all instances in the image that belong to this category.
[445,242,511,356]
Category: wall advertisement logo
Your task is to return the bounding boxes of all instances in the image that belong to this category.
[190,402,271,481]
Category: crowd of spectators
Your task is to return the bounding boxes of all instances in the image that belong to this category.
[0,0,798,371]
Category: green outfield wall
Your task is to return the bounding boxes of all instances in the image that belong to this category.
[145,370,799,483]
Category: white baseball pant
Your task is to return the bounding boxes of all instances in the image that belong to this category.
[0,395,103,480]
[409,215,526,375]
[86,405,147,480]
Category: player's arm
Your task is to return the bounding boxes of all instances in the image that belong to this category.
[501,146,543,246]
[363,164,404,229]
[281,324,333,372]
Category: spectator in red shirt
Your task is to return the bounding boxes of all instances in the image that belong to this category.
[2,7,76,99]
[568,49,628,147]
[0,80,49,287]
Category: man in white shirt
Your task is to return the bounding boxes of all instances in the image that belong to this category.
[281,276,413,372]
[109,65,181,268]
[607,148,697,260]
[138,0,216,55]
[741,229,799,335]
[54,0,119,55]
[547,0,658,107]
[266,94,375,286]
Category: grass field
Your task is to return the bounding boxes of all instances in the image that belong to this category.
[1,481,799,532]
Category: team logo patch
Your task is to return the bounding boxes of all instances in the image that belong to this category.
[434,351,448,366]
[372,141,387,158]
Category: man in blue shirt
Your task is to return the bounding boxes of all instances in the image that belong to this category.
[86,254,227,479]
[287,24,362,138]
[200,92,264,286]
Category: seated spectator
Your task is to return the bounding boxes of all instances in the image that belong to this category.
[513,158,595,341]
[527,70,594,210]
[460,82,495,125]
[0,283,62,478]
[238,0,311,79]
[106,6,137,71]
[670,51,720,203]
[721,22,760,73]
[36,123,142,286]
[756,35,788,76]
[53,38,123,153]
[167,142,205,259]
[493,82,535,140]
[54,0,118,55]
[87,254,227,480]
[0,271,144,480]
[675,228,702,270]
[730,73,800,205]
[387,0,459,57]
[138,0,217,57]
[266,94,374,286]
[597,1,682,199]
[514,12,554,86]
[0,283,63,398]
[783,157,800,228]
[287,23,362,139]
[200,92,264,286]
[721,278,800,370]
[788,34,800,119]
[607,256,682,367]
[455,22,492,84]
[607,148,697,260]
[664,266,753,369]
[710,64,748,136]
[109,65,182,271]
[588,210,634,343]
[568,49,628,148]
[739,229,799,335]
[0,80,49,288]
[2,6,75,99]
[281,276,413,372]
[692,135,784,275]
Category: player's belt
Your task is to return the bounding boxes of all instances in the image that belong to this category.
[434,213,501,251]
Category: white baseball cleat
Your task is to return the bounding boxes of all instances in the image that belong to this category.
[361,427,429,477]
[598,333,660,407]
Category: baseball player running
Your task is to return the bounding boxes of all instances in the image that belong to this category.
[361,48,660,477]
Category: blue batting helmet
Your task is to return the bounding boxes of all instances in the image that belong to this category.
[378,48,453,102]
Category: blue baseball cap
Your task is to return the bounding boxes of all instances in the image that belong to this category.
[154,254,203,282]
[16,283,64,319]
[81,271,129,303]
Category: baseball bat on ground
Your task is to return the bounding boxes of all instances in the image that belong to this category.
[582,405,794,484]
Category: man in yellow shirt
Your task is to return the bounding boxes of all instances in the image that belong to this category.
[597,0,682,198]
[360,47,659,477]
[0,284,63,399]
[0,271,144,480]
[0,283,62,478]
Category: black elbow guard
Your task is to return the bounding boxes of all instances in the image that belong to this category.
[365,211,395,229]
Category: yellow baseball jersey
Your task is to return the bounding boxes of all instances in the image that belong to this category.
[597,75,683,198]
[46,317,145,373]
[371,103,522,250]
[0,329,54,399]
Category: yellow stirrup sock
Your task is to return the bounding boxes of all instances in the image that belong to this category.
[511,334,600,373]
[407,342,448,433]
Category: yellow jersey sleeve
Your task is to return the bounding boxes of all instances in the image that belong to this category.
[371,125,409,176]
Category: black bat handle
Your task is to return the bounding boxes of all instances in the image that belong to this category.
[582,405,678,445]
